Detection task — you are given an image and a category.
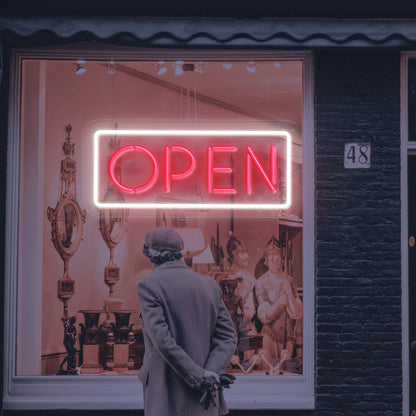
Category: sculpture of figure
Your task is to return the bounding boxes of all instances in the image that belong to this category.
[226,235,256,333]
[254,237,302,365]
[59,316,77,374]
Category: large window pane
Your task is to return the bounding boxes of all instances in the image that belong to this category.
[17,57,304,378]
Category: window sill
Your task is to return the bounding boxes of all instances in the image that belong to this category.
[3,375,315,410]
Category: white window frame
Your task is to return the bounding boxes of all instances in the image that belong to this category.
[3,47,315,410]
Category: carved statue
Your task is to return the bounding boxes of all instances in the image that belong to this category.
[254,237,303,366]
[58,316,77,374]
[226,234,256,333]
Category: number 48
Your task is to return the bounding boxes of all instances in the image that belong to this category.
[344,143,371,168]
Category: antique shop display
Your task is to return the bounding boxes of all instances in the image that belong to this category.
[47,124,86,374]
[78,310,104,374]
[78,309,136,374]
[78,129,132,374]
[45,130,303,376]
[98,130,128,311]
[58,316,77,375]
[107,310,136,373]
[212,216,304,375]
[37,59,304,378]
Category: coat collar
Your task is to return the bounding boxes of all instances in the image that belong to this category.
[154,259,188,271]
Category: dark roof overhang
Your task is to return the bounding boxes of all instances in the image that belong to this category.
[1,17,416,49]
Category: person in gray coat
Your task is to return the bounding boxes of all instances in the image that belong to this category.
[137,226,238,416]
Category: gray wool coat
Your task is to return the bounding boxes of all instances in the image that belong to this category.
[137,259,237,416]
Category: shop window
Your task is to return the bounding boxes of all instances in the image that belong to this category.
[4,48,314,409]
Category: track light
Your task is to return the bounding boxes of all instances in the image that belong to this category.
[107,60,116,75]
[74,60,86,75]
[246,62,256,74]
[174,60,184,76]
[195,62,204,74]
[157,61,167,76]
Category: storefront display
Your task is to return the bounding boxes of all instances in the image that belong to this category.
[31,57,304,377]
[0,10,416,416]
[3,15,410,416]
[2,50,314,410]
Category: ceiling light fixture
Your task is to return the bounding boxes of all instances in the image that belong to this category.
[107,59,116,75]
[273,62,281,69]
[157,61,167,76]
[246,62,256,74]
[195,62,204,74]
[174,60,184,76]
[74,60,86,75]
[222,63,232,70]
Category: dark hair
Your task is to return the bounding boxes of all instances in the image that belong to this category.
[143,245,182,265]
[266,236,283,250]
[226,235,242,260]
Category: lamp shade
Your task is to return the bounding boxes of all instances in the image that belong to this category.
[173,227,206,258]
[193,244,214,264]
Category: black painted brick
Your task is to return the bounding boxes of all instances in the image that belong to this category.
[315,50,402,416]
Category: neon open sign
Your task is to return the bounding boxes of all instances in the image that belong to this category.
[93,130,292,210]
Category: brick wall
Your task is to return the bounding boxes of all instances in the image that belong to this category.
[315,50,402,416]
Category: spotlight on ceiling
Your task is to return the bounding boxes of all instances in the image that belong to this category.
[222,63,232,70]
[74,60,86,75]
[195,62,204,74]
[174,60,184,76]
[107,59,116,75]
[157,61,167,76]
[273,62,281,69]
[246,62,256,74]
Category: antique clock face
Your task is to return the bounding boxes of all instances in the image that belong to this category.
[99,188,128,248]
[54,196,85,258]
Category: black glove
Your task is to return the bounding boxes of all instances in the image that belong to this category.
[198,373,236,410]
[218,373,236,389]
[198,377,217,410]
